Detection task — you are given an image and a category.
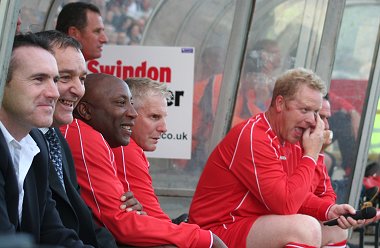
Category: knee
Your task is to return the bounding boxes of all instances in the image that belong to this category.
[322,225,348,245]
[247,214,322,247]
[288,215,322,247]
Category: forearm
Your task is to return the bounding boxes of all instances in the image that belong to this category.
[298,193,334,221]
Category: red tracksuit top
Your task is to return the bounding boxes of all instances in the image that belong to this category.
[61,119,213,248]
[189,113,336,229]
[112,139,170,220]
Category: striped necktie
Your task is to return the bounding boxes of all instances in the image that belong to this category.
[45,128,65,190]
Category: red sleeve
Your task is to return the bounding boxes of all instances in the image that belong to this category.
[298,154,335,221]
[113,142,171,221]
[313,154,336,202]
[229,120,316,215]
[298,193,334,221]
[63,119,212,248]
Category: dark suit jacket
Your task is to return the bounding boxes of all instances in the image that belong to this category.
[50,128,117,248]
[0,128,92,247]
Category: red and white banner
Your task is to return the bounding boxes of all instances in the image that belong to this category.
[87,45,194,159]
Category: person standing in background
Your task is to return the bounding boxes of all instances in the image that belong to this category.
[56,1,108,61]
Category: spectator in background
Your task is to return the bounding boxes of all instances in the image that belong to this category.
[116,31,129,45]
[127,22,142,45]
[56,1,108,61]
[104,24,118,45]
[0,32,91,248]
[102,0,150,46]
[246,39,281,109]
[119,16,134,34]
[232,39,282,127]
[328,92,360,177]
[232,57,270,127]
[248,39,282,76]
[363,161,380,193]
[185,46,224,172]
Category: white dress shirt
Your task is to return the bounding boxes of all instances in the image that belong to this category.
[0,122,40,221]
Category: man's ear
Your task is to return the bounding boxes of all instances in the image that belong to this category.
[275,95,285,112]
[67,26,80,39]
[76,102,91,121]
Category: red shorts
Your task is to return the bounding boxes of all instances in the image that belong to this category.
[210,217,256,247]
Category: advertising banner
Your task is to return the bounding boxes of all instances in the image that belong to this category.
[87,45,194,159]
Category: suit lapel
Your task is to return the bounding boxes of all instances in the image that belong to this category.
[21,167,38,233]
[48,158,70,202]
[0,130,20,229]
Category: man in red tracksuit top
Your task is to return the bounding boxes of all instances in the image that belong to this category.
[113,138,169,220]
[189,68,362,248]
[62,73,227,248]
[112,77,171,220]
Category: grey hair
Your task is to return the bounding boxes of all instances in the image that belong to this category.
[125,77,171,109]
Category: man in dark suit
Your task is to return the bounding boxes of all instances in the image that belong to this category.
[35,30,144,248]
[0,33,91,247]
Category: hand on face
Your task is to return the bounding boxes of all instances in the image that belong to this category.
[323,130,333,146]
[302,113,325,160]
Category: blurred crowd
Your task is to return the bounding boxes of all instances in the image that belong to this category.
[102,0,153,45]
[20,0,154,46]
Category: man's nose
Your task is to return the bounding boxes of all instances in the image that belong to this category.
[47,80,60,100]
[306,112,317,126]
[70,77,85,98]
[100,31,108,44]
[127,106,138,119]
[158,120,167,133]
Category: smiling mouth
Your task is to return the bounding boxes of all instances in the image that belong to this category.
[58,99,75,108]
[121,125,132,132]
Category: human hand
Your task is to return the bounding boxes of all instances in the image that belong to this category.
[211,233,227,248]
[302,113,325,160]
[321,130,333,152]
[327,204,364,229]
[120,191,147,215]
[323,130,333,146]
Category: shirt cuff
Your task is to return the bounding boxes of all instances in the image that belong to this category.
[302,155,317,166]
[322,203,335,221]
[196,229,213,248]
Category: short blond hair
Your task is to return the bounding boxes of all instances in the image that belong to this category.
[270,68,326,106]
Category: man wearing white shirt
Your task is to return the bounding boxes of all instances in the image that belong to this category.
[0,122,39,221]
[0,33,92,247]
